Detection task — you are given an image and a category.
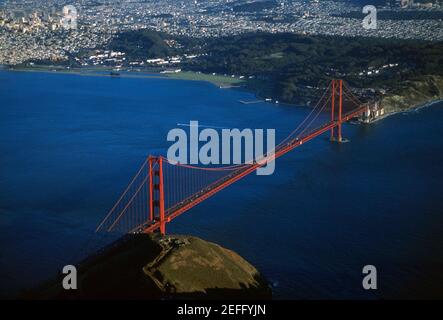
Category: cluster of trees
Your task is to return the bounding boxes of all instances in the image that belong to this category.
[109,29,174,59]
[232,0,279,13]
[337,10,443,20]
[181,33,442,103]
[101,29,443,104]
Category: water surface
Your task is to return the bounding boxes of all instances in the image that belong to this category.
[0,70,442,298]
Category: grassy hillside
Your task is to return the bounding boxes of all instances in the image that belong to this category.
[144,235,269,298]
[23,234,271,300]
[381,75,443,113]
[181,33,443,104]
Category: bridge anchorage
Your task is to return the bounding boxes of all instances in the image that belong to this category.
[96,79,369,235]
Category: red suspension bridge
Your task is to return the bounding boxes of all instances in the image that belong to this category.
[96,80,370,235]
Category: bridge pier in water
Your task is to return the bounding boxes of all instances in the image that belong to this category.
[96,79,370,236]
[330,79,345,143]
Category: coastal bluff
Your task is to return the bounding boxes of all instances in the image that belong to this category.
[24,234,271,300]
[381,75,443,114]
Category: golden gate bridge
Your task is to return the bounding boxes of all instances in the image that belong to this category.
[96,80,370,235]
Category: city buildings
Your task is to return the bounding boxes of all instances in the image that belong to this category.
[0,0,442,65]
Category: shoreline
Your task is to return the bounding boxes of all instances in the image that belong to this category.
[369,98,443,124]
[3,66,169,79]
[3,66,250,90]
[3,66,442,116]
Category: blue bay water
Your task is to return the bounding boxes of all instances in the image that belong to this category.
[0,70,442,299]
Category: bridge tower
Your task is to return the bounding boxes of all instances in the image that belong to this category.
[148,156,166,235]
[96,78,370,236]
[330,79,344,143]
